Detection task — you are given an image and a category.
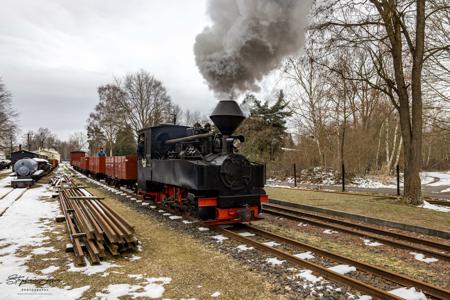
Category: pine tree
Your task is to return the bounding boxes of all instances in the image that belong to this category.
[237,90,292,161]
[113,125,136,156]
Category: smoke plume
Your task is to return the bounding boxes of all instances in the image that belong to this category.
[194,0,313,96]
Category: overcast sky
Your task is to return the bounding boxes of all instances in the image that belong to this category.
[0,0,230,140]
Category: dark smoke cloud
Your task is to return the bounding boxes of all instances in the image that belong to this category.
[194,0,313,96]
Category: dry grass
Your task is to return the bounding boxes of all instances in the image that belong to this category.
[266,187,450,232]
[22,179,285,300]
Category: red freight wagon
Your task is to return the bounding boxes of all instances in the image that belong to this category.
[114,155,137,180]
[106,156,115,178]
[114,155,137,189]
[70,151,85,167]
[89,156,106,176]
[80,156,90,171]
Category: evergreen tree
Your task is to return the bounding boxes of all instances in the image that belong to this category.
[237,90,292,161]
[113,125,136,156]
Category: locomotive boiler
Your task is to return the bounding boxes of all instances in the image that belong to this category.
[11,157,52,188]
[137,100,268,224]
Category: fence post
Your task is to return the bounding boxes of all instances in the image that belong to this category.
[342,163,345,192]
[396,164,400,196]
[264,162,267,185]
[293,163,297,187]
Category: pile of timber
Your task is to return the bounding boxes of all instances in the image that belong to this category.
[50,175,138,266]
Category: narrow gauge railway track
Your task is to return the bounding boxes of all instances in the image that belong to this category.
[75,172,450,299]
[0,188,29,217]
[0,188,14,200]
[215,225,450,300]
[263,202,450,261]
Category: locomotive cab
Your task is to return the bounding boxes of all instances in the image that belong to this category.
[137,100,268,224]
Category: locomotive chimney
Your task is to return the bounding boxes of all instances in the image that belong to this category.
[209,100,245,136]
[210,100,245,153]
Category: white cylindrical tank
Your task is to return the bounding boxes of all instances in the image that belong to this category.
[13,158,38,177]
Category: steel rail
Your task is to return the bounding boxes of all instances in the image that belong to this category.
[75,170,448,298]
[263,204,450,261]
[0,188,14,200]
[52,174,137,264]
[214,226,404,300]
[264,203,449,251]
[243,225,450,300]
[0,188,29,217]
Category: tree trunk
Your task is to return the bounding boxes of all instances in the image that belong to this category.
[403,0,425,205]
[373,0,425,205]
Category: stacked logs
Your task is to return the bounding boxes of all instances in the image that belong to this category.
[51,175,138,266]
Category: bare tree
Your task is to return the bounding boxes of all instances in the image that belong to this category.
[88,84,126,156]
[0,78,18,152]
[310,0,450,204]
[69,131,88,151]
[115,70,173,135]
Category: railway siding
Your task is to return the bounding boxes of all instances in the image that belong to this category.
[269,198,450,239]
[72,167,450,298]
[266,186,450,233]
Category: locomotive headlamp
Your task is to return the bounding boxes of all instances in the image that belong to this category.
[232,135,245,148]
[232,138,241,148]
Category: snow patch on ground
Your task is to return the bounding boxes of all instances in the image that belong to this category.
[389,287,427,300]
[168,215,182,220]
[293,251,314,260]
[351,177,396,189]
[422,171,450,186]
[358,296,372,300]
[211,235,228,243]
[266,257,285,266]
[41,265,60,274]
[409,252,438,263]
[297,222,308,227]
[362,239,383,247]
[236,245,254,252]
[95,277,171,299]
[0,184,91,299]
[420,200,450,212]
[67,260,120,275]
[182,220,193,224]
[211,291,221,297]
[327,264,356,274]
[128,255,142,261]
[296,270,322,283]
[323,229,339,234]
[198,227,209,231]
[238,231,255,237]
[32,246,57,255]
[262,241,280,247]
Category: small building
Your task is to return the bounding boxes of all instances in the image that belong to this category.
[36,148,61,162]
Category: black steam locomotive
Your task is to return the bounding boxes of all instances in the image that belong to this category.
[137,100,267,224]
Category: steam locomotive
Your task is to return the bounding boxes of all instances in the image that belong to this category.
[72,100,268,224]
[11,157,53,188]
